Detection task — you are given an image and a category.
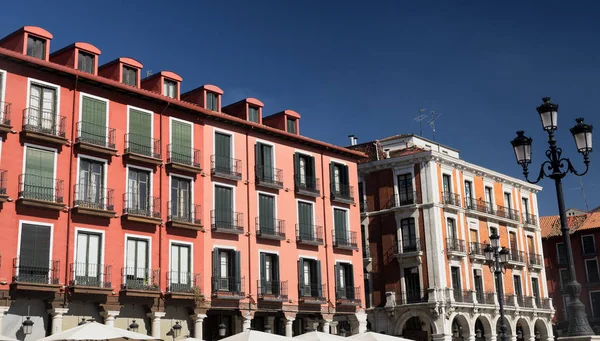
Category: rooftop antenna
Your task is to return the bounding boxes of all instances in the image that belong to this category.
[429,110,442,141]
[146,70,153,77]
[579,177,590,212]
[414,108,427,136]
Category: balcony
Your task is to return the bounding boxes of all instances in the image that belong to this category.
[507,250,526,267]
[296,224,324,246]
[331,183,354,204]
[299,284,326,304]
[165,271,202,300]
[469,242,487,261]
[294,175,320,197]
[122,193,161,224]
[211,210,244,234]
[336,286,361,306]
[123,133,162,165]
[256,217,286,240]
[0,170,8,203]
[74,121,117,156]
[121,267,160,296]
[541,298,553,310]
[257,280,288,302]
[496,205,520,222]
[0,101,12,134]
[255,165,283,189]
[389,191,421,209]
[167,144,202,174]
[396,290,428,305]
[446,238,466,257]
[465,197,495,215]
[212,276,245,299]
[441,191,461,208]
[73,184,115,218]
[17,174,65,210]
[450,289,474,304]
[68,263,112,295]
[21,108,68,145]
[332,231,359,251]
[394,238,422,260]
[476,291,496,305]
[528,253,543,270]
[211,155,242,181]
[522,213,538,227]
[521,296,535,308]
[12,258,60,292]
[504,294,515,307]
[167,202,203,230]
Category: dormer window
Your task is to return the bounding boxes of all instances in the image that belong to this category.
[206,92,218,111]
[248,106,259,123]
[287,117,297,134]
[122,66,137,86]
[26,36,46,59]
[78,51,94,74]
[164,79,177,98]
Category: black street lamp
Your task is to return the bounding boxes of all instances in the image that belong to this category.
[129,320,139,333]
[218,323,227,338]
[511,97,594,337]
[484,232,510,341]
[22,316,34,335]
[172,321,182,339]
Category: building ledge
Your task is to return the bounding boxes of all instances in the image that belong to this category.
[0,194,8,203]
[120,288,161,298]
[336,299,361,307]
[168,220,204,231]
[11,282,61,292]
[68,285,112,295]
[123,152,162,166]
[255,179,283,190]
[21,130,69,146]
[212,226,244,235]
[166,162,202,175]
[211,170,242,181]
[122,214,161,225]
[17,198,65,211]
[299,297,326,305]
[212,291,245,300]
[295,188,320,198]
[74,141,117,157]
[258,294,288,303]
[73,206,115,218]
[331,196,354,205]
[0,123,12,134]
[257,232,285,241]
[165,291,204,301]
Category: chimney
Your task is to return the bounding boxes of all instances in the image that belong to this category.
[354,136,358,145]
[384,148,390,158]
[348,135,356,146]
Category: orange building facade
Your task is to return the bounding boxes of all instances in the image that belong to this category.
[0,26,366,339]
[350,134,554,341]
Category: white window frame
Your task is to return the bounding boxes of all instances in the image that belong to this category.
[126,105,155,154]
[16,220,54,278]
[257,190,278,229]
[213,127,235,160]
[73,227,106,267]
[169,116,194,149]
[0,68,6,107]
[168,173,195,213]
[255,138,277,169]
[22,143,58,193]
[213,181,236,214]
[588,290,600,318]
[168,239,194,275]
[78,92,110,143]
[76,154,108,207]
[585,258,600,283]
[332,205,350,239]
[125,164,154,212]
[123,233,152,271]
[26,77,61,123]
[582,234,596,255]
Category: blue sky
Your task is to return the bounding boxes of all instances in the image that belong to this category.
[2,0,598,215]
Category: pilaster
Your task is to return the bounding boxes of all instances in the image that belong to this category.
[191,313,207,340]
[49,307,69,335]
[148,311,166,338]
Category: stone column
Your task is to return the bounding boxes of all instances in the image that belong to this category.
[148,312,166,338]
[322,320,332,334]
[191,314,207,340]
[510,335,517,341]
[284,317,295,337]
[101,310,120,327]
[486,334,496,341]
[242,312,253,332]
[266,316,276,333]
[468,334,476,341]
[0,306,9,334]
[330,321,339,335]
[356,309,368,334]
[49,308,69,335]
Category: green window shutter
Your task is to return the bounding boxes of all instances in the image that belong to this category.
[81,96,107,144]
[343,165,349,185]
[212,248,219,290]
[316,260,322,297]
[215,133,231,171]
[25,147,54,199]
[329,162,336,195]
[128,109,152,155]
[259,194,274,233]
[335,263,340,294]
[234,251,241,292]
[293,152,300,181]
[260,253,266,283]
[348,264,354,288]
[334,209,347,241]
[215,186,232,225]
[309,156,316,187]
[19,223,51,267]
[255,142,263,179]
[262,144,273,180]
[273,255,280,288]
[298,258,304,295]
[298,202,313,236]
[171,120,192,164]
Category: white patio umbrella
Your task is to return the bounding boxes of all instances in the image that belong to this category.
[36,321,160,341]
[220,330,289,341]
[349,331,413,341]
[294,331,346,341]
[0,335,17,341]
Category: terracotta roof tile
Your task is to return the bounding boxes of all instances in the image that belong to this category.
[540,215,560,238]
[575,211,600,232]
[389,146,427,158]
[348,140,385,164]
[540,213,591,238]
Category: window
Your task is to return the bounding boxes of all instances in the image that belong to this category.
[405,267,421,302]
[400,218,417,252]
[260,252,280,294]
[248,106,259,123]
[258,193,276,234]
[522,197,530,215]
[447,218,456,240]
[75,231,102,286]
[559,269,570,289]
[127,168,150,214]
[127,108,152,156]
[23,146,56,201]
[214,132,233,172]
[586,259,600,283]
[490,226,498,237]
[78,51,95,74]
[206,92,218,111]
[297,201,315,240]
[170,176,191,220]
[255,142,274,182]
[214,185,234,226]
[294,153,316,189]
[335,263,355,299]
[17,223,51,283]
[298,258,322,297]
[397,173,414,205]
[122,66,137,86]
[125,238,149,287]
[504,192,512,209]
[590,292,600,318]
[287,117,297,134]
[473,269,484,301]
[513,275,523,300]
[164,80,177,98]
[333,208,349,244]
[583,235,596,255]
[557,243,567,264]
[485,186,494,211]
[27,36,46,59]
[170,243,191,290]
[28,83,57,133]
[509,231,517,250]
[77,158,104,209]
[532,277,541,306]
[451,267,462,298]
[359,182,365,212]
[80,95,108,147]
[442,174,452,194]
[213,248,241,292]
[171,119,192,164]
[330,162,350,198]
[464,180,473,207]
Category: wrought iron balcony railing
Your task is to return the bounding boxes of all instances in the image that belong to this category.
[446,238,466,253]
[124,133,161,159]
[522,296,535,308]
[121,267,160,291]
[296,224,324,245]
[22,108,66,138]
[522,213,537,225]
[450,289,474,303]
[505,294,516,306]
[441,191,461,207]
[167,144,201,168]
[122,193,161,218]
[256,217,286,239]
[168,202,202,225]
[394,238,421,254]
[166,271,202,294]
[332,230,358,250]
[392,191,421,207]
[496,205,520,221]
[299,283,325,300]
[294,175,320,195]
[0,101,11,126]
[19,174,64,203]
[331,183,354,203]
[211,155,242,179]
[509,249,526,263]
[69,263,111,288]
[255,165,283,188]
[211,210,244,233]
[469,242,487,257]
[257,280,288,299]
[336,286,361,304]
[13,258,60,285]
[74,184,114,211]
[212,276,245,297]
[465,198,495,214]
[396,289,428,304]
[529,253,542,267]
[76,121,116,149]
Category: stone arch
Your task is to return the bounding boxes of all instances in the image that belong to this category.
[534,319,550,341]
[516,317,532,340]
[474,315,493,341]
[396,310,438,336]
[493,315,515,337]
[450,313,473,340]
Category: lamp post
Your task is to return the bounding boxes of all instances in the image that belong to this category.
[510,97,594,337]
[129,320,139,333]
[172,321,182,340]
[22,316,34,336]
[218,323,227,339]
[484,232,510,341]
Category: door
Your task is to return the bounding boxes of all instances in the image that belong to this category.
[485,186,493,212]
[531,277,540,306]
[470,229,479,253]
[404,267,421,302]
[75,232,101,286]
[513,275,523,301]
[298,202,313,239]
[29,84,56,133]
[171,120,192,164]
[125,238,149,287]
[447,218,456,241]
[80,96,107,145]
[259,193,275,234]
[334,208,348,244]
[522,197,530,215]
[128,169,150,215]
[260,253,277,294]
[256,143,273,181]
[504,192,512,210]
[397,173,414,205]
[215,132,232,172]
[443,174,452,196]
[24,147,55,201]
[128,109,152,156]
[171,177,190,220]
[337,263,346,298]
[302,260,311,296]
[79,159,104,209]
[298,155,307,186]
[18,224,51,283]
[527,236,535,260]
[509,232,518,251]
[464,181,473,207]
[473,270,484,301]
[215,185,233,226]
[401,218,416,252]
[170,243,191,291]
[451,267,462,299]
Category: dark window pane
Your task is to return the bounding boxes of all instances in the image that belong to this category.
[287,118,296,134]
[248,107,259,123]
[27,36,46,59]
[123,66,137,86]
[78,51,95,74]
[164,80,177,98]
[206,92,218,111]
[586,260,600,283]
[583,236,596,255]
